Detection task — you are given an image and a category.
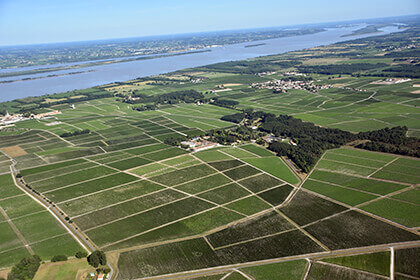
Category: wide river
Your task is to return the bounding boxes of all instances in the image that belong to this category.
[0,25,400,102]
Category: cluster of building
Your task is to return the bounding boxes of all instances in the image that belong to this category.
[256,71,276,77]
[262,134,297,146]
[382,44,418,52]
[180,136,219,152]
[88,272,106,280]
[190,77,208,83]
[0,110,61,127]
[251,79,331,93]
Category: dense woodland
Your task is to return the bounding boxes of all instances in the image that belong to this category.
[357,127,420,157]
[260,114,357,172]
[210,98,239,109]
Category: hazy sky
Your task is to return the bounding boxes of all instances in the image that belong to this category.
[0,0,419,46]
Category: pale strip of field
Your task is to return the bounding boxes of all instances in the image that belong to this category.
[223,83,242,87]
[1,146,27,157]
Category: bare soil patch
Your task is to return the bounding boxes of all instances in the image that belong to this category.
[1,145,27,157]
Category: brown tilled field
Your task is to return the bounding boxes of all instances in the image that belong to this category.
[1,145,27,157]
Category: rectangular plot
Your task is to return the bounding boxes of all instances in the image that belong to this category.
[154,132,185,142]
[61,180,162,217]
[328,148,396,163]
[239,173,283,193]
[323,152,386,169]
[241,260,308,280]
[226,196,271,215]
[32,166,116,192]
[223,165,260,181]
[30,234,81,260]
[304,211,419,250]
[240,144,274,157]
[243,157,299,185]
[93,153,134,164]
[222,148,258,159]
[360,198,420,228]
[108,157,152,170]
[125,143,168,155]
[391,188,420,205]
[42,147,104,163]
[317,159,376,177]
[395,247,420,278]
[24,162,96,183]
[194,150,234,162]
[393,158,420,169]
[207,210,295,248]
[208,160,244,171]
[303,179,378,206]
[219,229,323,264]
[45,172,137,202]
[74,189,186,230]
[88,150,127,161]
[13,211,67,243]
[280,190,348,226]
[147,129,174,136]
[175,174,232,194]
[381,163,420,178]
[198,183,250,204]
[322,251,390,277]
[0,174,22,199]
[0,222,23,252]
[258,185,294,206]
[20,159,86,176]
[307,262,384,280]
[142,147,187,161]
[310,170,406,195]
[86,197,214,247]
[103,138,157,152]
[0,195,44,219]
[371,170,419,185]
[106,207,243,251]
[161,155,195,166]
[149,164,215,186]
[117,238,221,279]
[129,163,168,176]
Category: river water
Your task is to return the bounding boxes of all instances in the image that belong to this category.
[0,25,400,102]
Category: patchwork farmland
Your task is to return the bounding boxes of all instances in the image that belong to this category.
[0,28,419,279]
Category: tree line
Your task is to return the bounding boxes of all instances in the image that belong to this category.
[60,129,90,138]
[123,90,204,106]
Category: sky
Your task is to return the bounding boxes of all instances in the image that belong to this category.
[0,0,419,46]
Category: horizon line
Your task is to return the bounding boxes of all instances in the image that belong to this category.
[1,13,418,48]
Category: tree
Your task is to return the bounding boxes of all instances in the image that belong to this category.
[87,251,107,268]
[75,251,88,259]
[51,255,67,262]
